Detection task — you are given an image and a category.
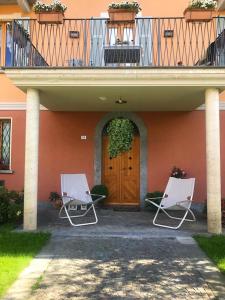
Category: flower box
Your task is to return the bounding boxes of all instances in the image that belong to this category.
[108,8,137,22]
[36,12,64,24]
[183,8,214,22]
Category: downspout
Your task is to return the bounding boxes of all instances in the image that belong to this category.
[17,0,30,13]
[217,0,225,11]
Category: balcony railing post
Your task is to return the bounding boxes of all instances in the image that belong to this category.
[157,18,161,67]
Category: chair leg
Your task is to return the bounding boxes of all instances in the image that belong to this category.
[59,204,98,227]
[163,208,196,222]
[152,208,195,230]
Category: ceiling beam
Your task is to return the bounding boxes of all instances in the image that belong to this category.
[17,0,30,13]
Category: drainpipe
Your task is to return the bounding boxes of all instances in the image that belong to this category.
[217,0,225,10]
[17,0,31,13]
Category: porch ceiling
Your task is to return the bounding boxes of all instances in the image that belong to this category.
[4,68,225,111]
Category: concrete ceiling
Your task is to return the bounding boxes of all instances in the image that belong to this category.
[39,86,206,111]
[5,68,225,112]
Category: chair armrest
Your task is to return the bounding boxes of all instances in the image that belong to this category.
[90,193,106,204]
[90,193,106,198]
[62,195,73,204]
[176,199,192,206]
[145,196,163,200]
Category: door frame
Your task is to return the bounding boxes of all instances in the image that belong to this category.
[94,112,148,208]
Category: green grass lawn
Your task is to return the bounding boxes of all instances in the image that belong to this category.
[194,235,225,275]
[0,225,50,298]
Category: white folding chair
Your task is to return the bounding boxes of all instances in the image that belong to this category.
[59,174,105,227]
[145,177,196,229]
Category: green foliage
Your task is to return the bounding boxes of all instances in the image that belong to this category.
[91,185,109,201]
[0,188,23,225]
[188,0,217,9]
[33,0,67,13]
[145,191,164,212]
[194,235,225,274]
[109,1,142,13]
[0,229,50,298]
[49,192,61,202]
[107,118,134,158]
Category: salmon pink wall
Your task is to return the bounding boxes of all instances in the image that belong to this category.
[0,75,26,102]
[140,112,207,202]
[0,110,225,205]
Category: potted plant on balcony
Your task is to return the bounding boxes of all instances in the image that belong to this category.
[184,0,217,22]
[108,1,141,22]
[33,0,67,24]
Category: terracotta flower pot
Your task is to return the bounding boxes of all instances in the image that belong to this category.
[108,9,137,22]
[53,199,62,209]
[36,12,64,24]
[183,8,214,22]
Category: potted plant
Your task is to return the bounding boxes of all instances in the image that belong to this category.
[49,191,62,209]
[91,184,109,206]
[108,1,141,22]
[184,0,217,22]
[33,0,67,24]
[170,166,187,179]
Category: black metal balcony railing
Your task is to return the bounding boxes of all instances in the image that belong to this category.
[4,17,225,68]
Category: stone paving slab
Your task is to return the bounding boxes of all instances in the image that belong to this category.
[38,208,216,238]
[26,236,225,300]
[4,209,225,300]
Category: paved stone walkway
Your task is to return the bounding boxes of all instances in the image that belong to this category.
[27,236,225,300]
[4,209,225,300]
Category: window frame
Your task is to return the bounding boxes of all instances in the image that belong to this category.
[0,117,12,173]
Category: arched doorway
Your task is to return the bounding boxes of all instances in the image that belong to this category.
[94,112,147,208]
[102,121,140,206]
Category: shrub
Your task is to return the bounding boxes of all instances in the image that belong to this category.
[145,191,164,212]
[91,185,109,202]
[0,188,23,225]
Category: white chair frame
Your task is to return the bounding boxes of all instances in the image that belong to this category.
[59,174,105,227]
[145,178,196,230]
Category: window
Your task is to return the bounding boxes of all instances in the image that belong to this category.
[0,22,12,67]
[0,119,11,170]
[109,28,117,45]
[5,23,12,66]
[123,28,133,45]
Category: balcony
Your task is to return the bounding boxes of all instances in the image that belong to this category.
[1,17,225,69]
[4,16,225,113]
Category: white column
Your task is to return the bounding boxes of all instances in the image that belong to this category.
[23,89,40,231]
[205,88,222,234]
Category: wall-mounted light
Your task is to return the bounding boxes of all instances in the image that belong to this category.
[99,96,107,101]
[115,98,127,104]
[164,30,174,38]
[69,31,80,39]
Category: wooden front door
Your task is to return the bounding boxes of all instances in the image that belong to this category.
[102,134,140,206]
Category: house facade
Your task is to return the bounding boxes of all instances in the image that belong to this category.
[0,0,225,233]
